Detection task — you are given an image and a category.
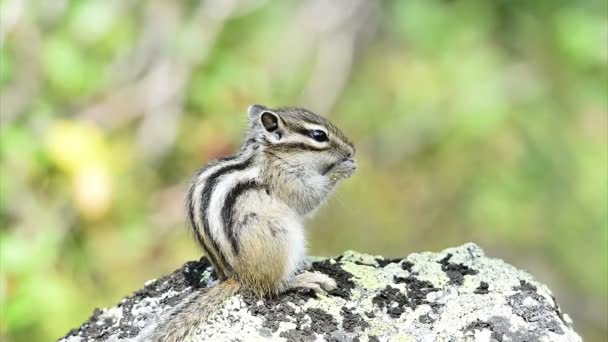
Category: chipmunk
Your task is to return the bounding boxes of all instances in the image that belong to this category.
[146,105,356,342]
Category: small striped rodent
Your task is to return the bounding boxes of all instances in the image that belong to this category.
[146,105,356,342]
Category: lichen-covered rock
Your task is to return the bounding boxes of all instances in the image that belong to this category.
[60,243,582,342]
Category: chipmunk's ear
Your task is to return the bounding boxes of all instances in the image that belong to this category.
[260,111,280,133]
[247,104,266,121]
[248,104,283,139]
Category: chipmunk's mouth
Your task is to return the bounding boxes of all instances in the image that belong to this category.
[321,158,355,175]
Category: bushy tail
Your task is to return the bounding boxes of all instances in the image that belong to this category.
[148,279,241,342]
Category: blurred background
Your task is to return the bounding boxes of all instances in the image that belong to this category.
[0,0,606,341]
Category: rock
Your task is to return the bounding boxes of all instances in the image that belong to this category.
[59,243,582,342]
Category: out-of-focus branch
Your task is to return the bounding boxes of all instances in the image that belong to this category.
[274,0,380,115]
[0,16,42,128]
[78,0,266,162]
[0,0,24,44]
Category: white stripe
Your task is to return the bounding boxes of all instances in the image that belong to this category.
[277,134,314,144]
[207,165,260,256]
[190,151,254,234]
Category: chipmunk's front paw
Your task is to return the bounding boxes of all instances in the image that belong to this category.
[328,158,357,182]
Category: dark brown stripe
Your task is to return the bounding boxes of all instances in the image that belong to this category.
[291,125,312,138]
[200,156,253,275]
[221,180,260,255]
[186,168,224,279]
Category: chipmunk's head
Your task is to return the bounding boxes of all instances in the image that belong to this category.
[246,104,356,185]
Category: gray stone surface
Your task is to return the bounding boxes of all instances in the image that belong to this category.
[60,243,581,342]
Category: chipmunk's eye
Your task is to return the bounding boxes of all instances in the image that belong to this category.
[309,129,328,142]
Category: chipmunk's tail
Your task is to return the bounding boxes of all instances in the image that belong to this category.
[146,279,241,342]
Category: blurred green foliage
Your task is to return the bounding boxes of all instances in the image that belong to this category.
[0,0,606,341]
